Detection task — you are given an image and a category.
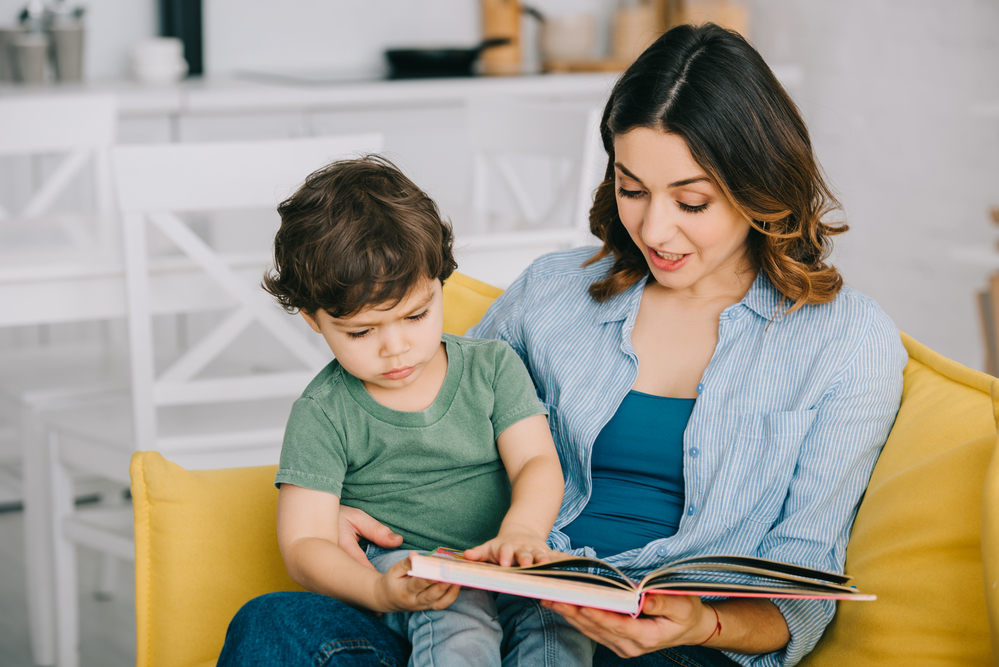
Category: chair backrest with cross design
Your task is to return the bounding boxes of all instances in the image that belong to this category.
[459,96,603,287]
[466,95,604,238]
[0,94,118,262]
[109,135,384,466]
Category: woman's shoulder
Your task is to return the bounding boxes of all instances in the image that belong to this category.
[805,283,895,331]
[523,246,611,283]
[780,281,904,360]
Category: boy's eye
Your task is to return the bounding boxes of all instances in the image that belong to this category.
[617,187,645,199]
[677,201,708,213]
[346,329,370,339]
[406,310,429,322]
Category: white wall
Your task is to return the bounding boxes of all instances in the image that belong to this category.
[0,0,612,79]
[748,0,999,369]
[203,0,611,76]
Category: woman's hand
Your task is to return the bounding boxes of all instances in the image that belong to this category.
[373,552,462,613]
[464,524,553,567]
[543,596,789,657]
[542,595,717,658]
[338,506,403,569]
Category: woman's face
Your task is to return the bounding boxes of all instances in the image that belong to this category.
[613,128,752,295]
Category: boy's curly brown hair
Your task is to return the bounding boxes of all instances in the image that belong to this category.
[263,154,456,318]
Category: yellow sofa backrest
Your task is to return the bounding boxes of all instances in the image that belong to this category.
[131,280,999,667]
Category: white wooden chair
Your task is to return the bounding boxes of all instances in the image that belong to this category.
[0,93,123,667]
[40,134,383,667]
[459,96,604,287]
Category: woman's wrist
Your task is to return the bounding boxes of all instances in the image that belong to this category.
[686,598,789,654]
[692,602,722,646]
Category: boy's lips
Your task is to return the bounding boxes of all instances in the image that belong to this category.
[382,366,414,380]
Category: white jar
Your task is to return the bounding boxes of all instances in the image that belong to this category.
[131,37,188,85]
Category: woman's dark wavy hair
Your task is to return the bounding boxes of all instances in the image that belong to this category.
[262,154,456,318]
[586,22,846,313]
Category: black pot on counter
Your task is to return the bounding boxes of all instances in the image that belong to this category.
[384,38,510,79]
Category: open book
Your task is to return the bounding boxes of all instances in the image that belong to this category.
[409,548,875,616]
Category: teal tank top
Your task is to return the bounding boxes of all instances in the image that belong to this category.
[560,390,695,558]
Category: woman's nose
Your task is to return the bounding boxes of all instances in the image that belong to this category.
[643,197,680,245]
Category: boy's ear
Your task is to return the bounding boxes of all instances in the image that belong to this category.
[300,310,322,334]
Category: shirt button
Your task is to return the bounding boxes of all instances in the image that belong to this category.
[696,383,704,393]
[687,505,696,516]
[657,546,666,556]
[689,447,700,458]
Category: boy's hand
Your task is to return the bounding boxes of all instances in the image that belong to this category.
[464,525,553,567]
[374,552,461,613]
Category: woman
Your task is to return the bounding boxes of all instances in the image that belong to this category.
[219,23,905,667]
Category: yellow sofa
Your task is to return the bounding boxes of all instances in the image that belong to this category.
[130,272,999,667]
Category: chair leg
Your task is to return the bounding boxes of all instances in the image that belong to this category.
[93,483,125,600]
[95,552,118,601]
[471,152,490,235]
[49,431,80,667]
[21,404,57,666]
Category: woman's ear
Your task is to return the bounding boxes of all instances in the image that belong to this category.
[299,310,322,333]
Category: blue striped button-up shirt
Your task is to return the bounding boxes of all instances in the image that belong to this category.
[467,247,906,667]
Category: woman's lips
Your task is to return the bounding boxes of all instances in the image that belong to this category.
[648,247,690,272]
[382,366,414,380]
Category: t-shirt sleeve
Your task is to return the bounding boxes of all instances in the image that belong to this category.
[274,396,348,496]
[489,341,548,437]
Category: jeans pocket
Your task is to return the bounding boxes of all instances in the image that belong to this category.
[315,637,405,667]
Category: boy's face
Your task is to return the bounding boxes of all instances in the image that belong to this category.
[301,277,446,394]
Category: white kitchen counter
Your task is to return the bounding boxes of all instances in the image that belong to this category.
[0,71,620,118]
[181,72,619,115]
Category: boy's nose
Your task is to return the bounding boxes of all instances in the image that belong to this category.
[380,326,409,357]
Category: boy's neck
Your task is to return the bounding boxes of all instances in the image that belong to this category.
[363,341,449,412]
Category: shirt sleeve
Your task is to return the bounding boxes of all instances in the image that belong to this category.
[466,265,531,364]
[730,310,906,667]
[489,341,548,437]
[274,396,349,496]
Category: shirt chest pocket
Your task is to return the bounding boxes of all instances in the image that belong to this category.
[720,409,818,527]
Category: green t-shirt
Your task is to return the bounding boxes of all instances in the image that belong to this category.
[275,334,547,552]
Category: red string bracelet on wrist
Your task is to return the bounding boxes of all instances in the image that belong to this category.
[694,603,722,646]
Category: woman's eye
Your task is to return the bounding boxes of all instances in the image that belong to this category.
[346,329,370,339]
[407,310,429,322]
[677,201,708,213]
[617,187,645,199]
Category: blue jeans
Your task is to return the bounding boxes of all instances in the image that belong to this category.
[217,592,740,667]
[352,547,591,666]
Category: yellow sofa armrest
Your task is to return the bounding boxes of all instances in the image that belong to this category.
[800,333,998,667]
[131,451,303,667]
[984,404,999,665]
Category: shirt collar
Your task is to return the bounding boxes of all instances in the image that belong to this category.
[593,270,786,324]
[594,275,647,324]
[738,271,786,321]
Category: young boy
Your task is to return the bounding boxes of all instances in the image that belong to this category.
[263,155,593,667]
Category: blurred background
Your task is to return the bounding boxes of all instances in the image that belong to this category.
[0,1,997,666]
